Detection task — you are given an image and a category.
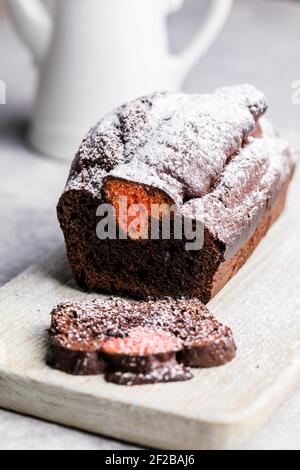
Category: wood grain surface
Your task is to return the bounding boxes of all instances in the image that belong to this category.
[0,167,299,450]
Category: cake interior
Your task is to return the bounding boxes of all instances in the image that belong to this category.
[103,178,174,238]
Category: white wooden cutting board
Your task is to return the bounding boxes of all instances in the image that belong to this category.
[0,168,299,450]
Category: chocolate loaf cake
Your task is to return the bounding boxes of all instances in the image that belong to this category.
[47,298,236,385]
[58,85,296,302]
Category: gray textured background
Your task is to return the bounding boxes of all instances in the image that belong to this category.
[0,0,300,450]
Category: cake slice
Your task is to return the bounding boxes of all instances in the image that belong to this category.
[57,85,296,301]
[102,328,190,385]
[47,298,236,385]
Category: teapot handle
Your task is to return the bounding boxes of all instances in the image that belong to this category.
[170,0,233,87]
[6,0,52,65]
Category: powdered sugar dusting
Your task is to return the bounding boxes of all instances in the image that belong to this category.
[216,84,267,119]
[181,133,295,249]
[50,298,233,350]
[65,85,267,198]
[62,84,295,253]
[107,85,267,201]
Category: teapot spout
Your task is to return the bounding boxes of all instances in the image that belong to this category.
[7,0,52,65]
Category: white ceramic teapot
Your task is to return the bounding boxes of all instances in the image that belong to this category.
[7,0,233,160]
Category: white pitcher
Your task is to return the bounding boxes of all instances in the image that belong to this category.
[7,0,233,160]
